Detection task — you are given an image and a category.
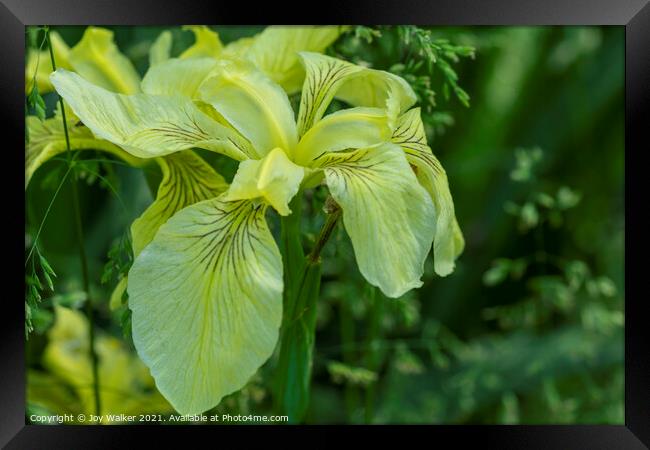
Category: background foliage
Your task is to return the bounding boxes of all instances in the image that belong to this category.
[25,25,624,424]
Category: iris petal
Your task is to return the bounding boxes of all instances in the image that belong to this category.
[316,143,436,298]
[224,148,304,216]
[392,108,464,276]
[129,196,283,414]
[51,69,255,161]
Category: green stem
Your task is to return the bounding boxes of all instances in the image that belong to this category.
[280,194,304,309]
[274,196,342,422]
[47,27,101,417]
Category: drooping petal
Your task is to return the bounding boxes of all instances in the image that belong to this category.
[149,30,173,67]
[224,148,304,216]
[242,26,346,94]
[50,69,255,161]
[179,26,223,59]
[294,107,392,166]
[392,108,464,276]
[112,152,227,313]
[316,143,437,298]
[198,59,298,157]
[296,52,417,136]
[131,150,228,256]
[68,27,141,94]
[25,115,146,188]
[128,197,283,414]
[25,31,72,94]
[141,57,217,98]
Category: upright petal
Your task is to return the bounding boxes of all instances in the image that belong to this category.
[221,36,255,57]
[179,26,223,59]
[131,150,228,256]
[296,53,363,136]
[50,69,255,161]
[149,30,173,67]
[296,52,417,136]
[335,68,416,126]
[224,148,304,216]
[128,197,283,414]
[316,143,437,298]
[198,59,298,157]
[392,108,464,276]
[141,57,217,98]
[294,107,392,166]
[68,27,141,94]
[243,26,346,94]
[25,115,146,188]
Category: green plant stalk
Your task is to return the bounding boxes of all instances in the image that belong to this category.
[274,197,341,422]
[47,27,101,417]
[280,194,305,307]
[273,261,322,423]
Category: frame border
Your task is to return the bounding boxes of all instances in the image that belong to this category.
[2,0,647,447]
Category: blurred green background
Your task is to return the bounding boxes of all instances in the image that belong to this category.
[25,25,624,424]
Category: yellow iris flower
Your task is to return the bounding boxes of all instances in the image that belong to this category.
[28,25,463,415]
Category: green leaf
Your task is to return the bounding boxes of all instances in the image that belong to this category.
[39,254,55,277]
[564,260,589,290]
[27,27,40,49]
[30,284,41,303]
[41,271,54,292]
[327,361,378,387]
[483,259,511,286]
[352,26,381,44]
[536,192,556,208]
[595,277,617,297]
[520,202,539,230]
[27,85,46,122]
[120,307,132,340]
[557,186,581,209]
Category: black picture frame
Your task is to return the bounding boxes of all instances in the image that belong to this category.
[2,0,648,447]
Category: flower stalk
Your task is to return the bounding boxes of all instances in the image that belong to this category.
[308,197,342,263]
[274,195,341,422]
